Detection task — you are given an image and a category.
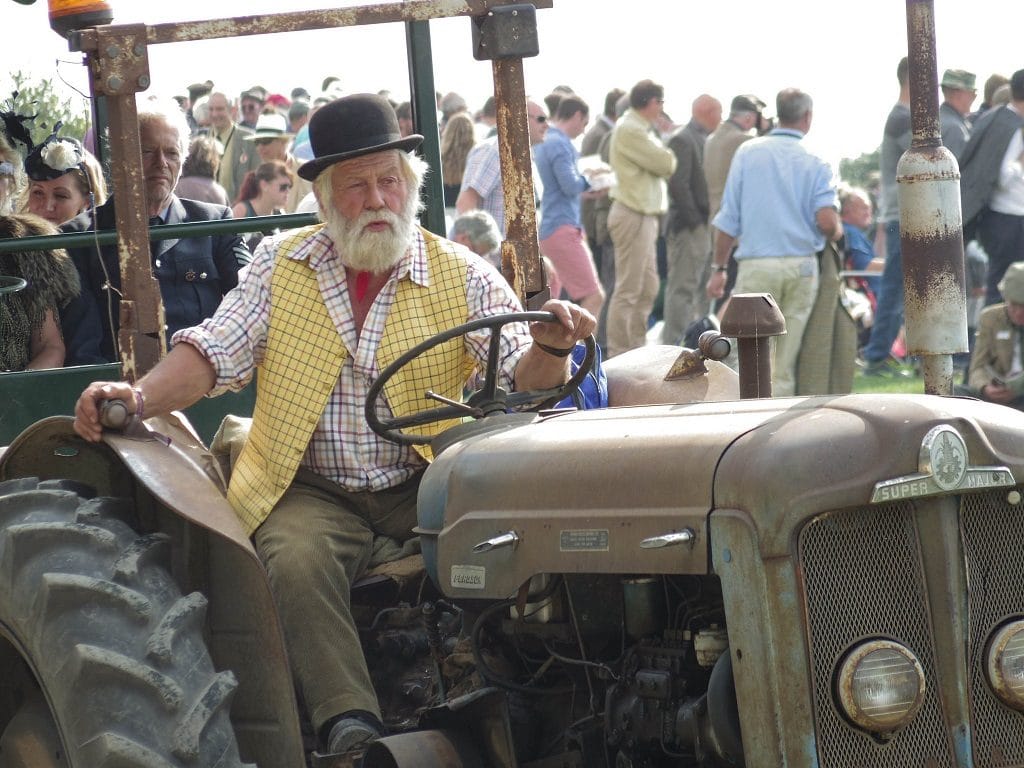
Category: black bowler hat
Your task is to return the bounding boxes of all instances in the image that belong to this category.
[297,93,423,181]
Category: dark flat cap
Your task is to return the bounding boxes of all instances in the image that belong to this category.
[730,94,766,114]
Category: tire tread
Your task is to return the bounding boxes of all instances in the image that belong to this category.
[0,483,251,767]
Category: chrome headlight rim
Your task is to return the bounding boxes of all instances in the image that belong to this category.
[833,638,927,735]
[985,618,1024,710]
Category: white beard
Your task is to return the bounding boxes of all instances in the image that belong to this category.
[323,197,417,274]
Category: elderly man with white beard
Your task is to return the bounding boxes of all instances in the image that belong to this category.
[72,94,595,756]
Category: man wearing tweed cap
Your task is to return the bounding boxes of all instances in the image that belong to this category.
[939,68,976,160]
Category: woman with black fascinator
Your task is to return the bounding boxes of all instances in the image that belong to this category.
[22,127,107,226]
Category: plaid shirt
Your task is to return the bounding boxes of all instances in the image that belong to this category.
[461,139,506,233]
[461,138,543,237]
[175,227,529,491]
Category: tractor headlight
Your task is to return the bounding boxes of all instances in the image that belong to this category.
[834,639,926,734]
[985,619,1024,710]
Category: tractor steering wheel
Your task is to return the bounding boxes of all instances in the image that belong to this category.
[365,311,596,446]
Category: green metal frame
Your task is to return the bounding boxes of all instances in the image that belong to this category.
[407,19,446,237]
[0,12,447,446]
[0,213,320,253]
[0,364,255,445]
[1,1,547,450]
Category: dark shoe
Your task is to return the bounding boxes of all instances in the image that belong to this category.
[861,357,913,379]
[327,716,382,754]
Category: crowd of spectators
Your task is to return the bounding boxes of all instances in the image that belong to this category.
[3,67,1024,408]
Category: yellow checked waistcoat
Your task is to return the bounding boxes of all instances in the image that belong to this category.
[228,225,474,535]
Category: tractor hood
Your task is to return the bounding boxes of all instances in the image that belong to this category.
[419,394,1024,599]
[713,393,1024,558]
[418,397,785,599]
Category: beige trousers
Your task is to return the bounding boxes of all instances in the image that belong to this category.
[732,255,819,396]
[606,200,661,357]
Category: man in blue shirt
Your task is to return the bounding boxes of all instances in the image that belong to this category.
[707,88,842,396]
[534,95,605,318]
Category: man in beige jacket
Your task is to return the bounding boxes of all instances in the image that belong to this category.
[605,79,677,356]
[207,92,260,203]
[965,261,1024,410]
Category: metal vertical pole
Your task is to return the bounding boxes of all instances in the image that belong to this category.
[79,24,165,379]
[90,95,110,175]
[492,57,545,307]
[900,0,968,396]
[405,19,445,237]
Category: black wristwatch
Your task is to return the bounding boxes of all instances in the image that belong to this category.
[535,341,574,358]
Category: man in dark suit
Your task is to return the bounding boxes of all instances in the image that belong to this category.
[960,68,1024,305]
[61,100,250,364]
[661,93,721,345]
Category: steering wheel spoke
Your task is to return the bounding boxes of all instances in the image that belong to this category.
[377,403,475,431]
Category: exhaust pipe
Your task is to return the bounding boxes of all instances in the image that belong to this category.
[900,0,968,395]
[719,293,786,399]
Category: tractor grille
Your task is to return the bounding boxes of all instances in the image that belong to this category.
[799,502,954,767]
[962,490,1024,768]
[800,493,1024,768]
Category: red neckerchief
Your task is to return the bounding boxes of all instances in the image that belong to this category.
[353,270,371,302]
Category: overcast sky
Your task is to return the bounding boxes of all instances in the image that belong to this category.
[3,0,1021,169]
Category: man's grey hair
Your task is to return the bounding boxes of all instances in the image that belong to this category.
[837,183,870,214]
[136,96,190,158]
[776,88,813,125]
[451,209,501,254]
[312,149,428,220]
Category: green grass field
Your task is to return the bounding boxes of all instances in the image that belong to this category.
[852,368,925,394]
[850,362,972,395]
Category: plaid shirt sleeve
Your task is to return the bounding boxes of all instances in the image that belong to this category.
[172,238,273,396]
[461,251,531,391]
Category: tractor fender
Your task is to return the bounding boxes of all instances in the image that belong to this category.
[1,413,250,550]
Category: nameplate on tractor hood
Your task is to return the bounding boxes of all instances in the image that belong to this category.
[871,424,1015,503]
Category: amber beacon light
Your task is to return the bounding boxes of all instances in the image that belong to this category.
[47,0,113,37]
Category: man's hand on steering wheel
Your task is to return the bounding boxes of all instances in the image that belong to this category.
[530,299,596,350]
[516,299,598,392]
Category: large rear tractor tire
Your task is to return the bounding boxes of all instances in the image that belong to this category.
[0,478,254,767]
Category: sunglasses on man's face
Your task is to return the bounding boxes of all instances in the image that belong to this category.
[255,138,277,146]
